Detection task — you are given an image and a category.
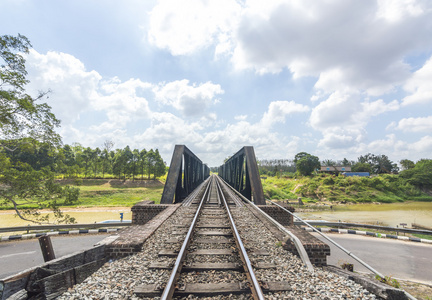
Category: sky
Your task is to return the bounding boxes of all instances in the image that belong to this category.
[1,0,432,167]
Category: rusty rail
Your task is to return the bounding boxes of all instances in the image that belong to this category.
[215,176,265,300]
[160,175,212,299]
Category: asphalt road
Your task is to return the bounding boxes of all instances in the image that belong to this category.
[0,234,109,279]
[312,232,432,285]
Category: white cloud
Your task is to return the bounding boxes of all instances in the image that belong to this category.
[376,0,425,23]
[396,116,432,132]
[133,100,307,165]
[234,115,248,121]
[310,92,361,130]
[317,133,432,163]
[403,56,432,105]
[148,0,241,55]
[147,1,432,97]
[135,112,204,149]
[91,78,152,129]
[261,100,309,128]
[25,50,101,124]
[362,99,400,117]
[153,80,224,117]
[362,134,432,161]
[310,91,399,149]
[366,134,407,154]
[26,50,154,133]
[409,135,432,154]
[234,0,428,95]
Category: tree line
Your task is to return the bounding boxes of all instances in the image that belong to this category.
[258,152,429,180]
[1,139,166,181]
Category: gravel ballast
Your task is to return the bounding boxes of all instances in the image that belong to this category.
[56,202,378,299]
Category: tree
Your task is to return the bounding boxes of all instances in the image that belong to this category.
[294,152,320,176]
[123,145,133,180]
[0,34,60,145]
[139,148,147,179]
[0,34,78,224]
[131,149,140,181]
[113,149,126,180]
[102,140,114,178]
[352,162,372,173]
[358,153,398,174]
[342,158,354,166]
[153,149,166,179]
[399,159,432,188]
[400,159,415,171]
[82,147,93,178]
[146,149,156,179]
[91,147,101,177]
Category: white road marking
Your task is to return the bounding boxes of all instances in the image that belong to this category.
[0,251,36,259]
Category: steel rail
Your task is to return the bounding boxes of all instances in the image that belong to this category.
[218,176,314,273]
[160,176,212,299]
[182,177,210,206]
[221,181,244,207]
[267,200,418,300]
[215,177,265,300]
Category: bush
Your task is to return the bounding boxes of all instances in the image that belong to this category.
[322,176,335,185]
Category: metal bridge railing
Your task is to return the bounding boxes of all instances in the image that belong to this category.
[266,200,417,300]
[0,222,130,234]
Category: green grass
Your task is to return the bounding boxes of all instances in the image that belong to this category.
[76,186,163,206]
[412,234,432,240]
[0,179,164,210]
[261,177,297,200]
[261,174,432,203]
[68,179,164,206]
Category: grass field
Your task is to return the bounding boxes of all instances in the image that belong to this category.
[74,179,164,206]
[261,175,432,203]
[0,179,165,210]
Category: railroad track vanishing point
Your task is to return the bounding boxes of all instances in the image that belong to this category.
[57,175,376,299]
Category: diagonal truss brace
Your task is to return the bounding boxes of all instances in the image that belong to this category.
[219,146,265,205]
[160,145,210,204]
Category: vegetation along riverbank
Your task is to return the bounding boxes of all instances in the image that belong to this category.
[261,170,432,204]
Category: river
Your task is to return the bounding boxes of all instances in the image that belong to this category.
[296,201,432,228]
[0,207,132,228]
[1,202,432,229]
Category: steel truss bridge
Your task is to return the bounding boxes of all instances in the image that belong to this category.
[160,145,265,205]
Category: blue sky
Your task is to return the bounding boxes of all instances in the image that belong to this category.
[1,0,432,167]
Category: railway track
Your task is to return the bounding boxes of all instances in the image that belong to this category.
[135,175,291,299]
[56,175,377,300]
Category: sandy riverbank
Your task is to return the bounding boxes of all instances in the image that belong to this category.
[0,207,132,227]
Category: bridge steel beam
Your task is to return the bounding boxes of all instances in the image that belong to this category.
[219,146,265,205]
[161,145,210,204]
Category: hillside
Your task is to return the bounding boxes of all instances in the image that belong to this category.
[261,174,432,203]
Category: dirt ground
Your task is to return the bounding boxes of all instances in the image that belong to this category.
[58,178,164,188]
[398,280,432,299]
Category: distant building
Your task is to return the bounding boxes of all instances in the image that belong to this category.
[320,166,351,173]
[342,172,370,177]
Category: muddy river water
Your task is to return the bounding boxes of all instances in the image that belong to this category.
[1,202,431,229]
[296,201,432,228]
[0,207,132,228]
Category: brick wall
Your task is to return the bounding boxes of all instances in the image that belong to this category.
[0,244,107,300]
[257,204,295,226]
[131,200,171,225]
[107,204,180,259]
[283,225,330,266]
